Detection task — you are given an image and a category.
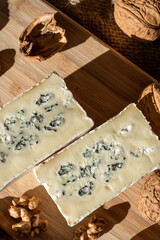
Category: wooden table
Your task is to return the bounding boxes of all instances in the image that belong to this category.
[0,0,159,239]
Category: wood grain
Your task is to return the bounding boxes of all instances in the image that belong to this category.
[0,0,159,239]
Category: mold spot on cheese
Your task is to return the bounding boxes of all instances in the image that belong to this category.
[120,125,132,134]
[78,182,94,196]
[0,152,7,163]
[58,163,74,176]
[4,117,17,131]
[44,103,58,113]
[44,114,65,132]
[36,93,53,106]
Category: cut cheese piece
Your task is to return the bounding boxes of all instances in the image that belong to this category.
[0,72,93,191]
[35,103,160,226]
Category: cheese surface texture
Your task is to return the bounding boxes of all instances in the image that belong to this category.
[0,73,93,190]
[35,104,160,226]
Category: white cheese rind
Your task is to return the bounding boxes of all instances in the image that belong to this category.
[35,104,160,226]
[0,72,93,191]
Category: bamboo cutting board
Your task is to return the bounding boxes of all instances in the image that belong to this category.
[0,0,159,239]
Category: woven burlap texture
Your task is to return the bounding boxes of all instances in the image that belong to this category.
[48,0,160,81]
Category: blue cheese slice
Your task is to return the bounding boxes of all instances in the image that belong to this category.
[35,104,160,226]
[0,72,93,191]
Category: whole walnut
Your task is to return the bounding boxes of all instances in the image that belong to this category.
[138,170,160,223]
[114,0,160,41]
[137,83,160,138]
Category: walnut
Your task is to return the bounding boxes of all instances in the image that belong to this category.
[28,196,42,210]
[9,206,21,219]
[138,170,160,222]
[12,195,28,207]
[73,225,88,240]
[114,0,160,41]
[12,221,31,236]
[73,216,105,240]
[9,195,48,237]
[137,83,160,137]
[19,13,67,61]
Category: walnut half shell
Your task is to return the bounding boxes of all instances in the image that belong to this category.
[19,13,67,61]
[114,0,160,41]
[137,83,160,138]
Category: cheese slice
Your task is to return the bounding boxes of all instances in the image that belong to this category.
[0,72,93,191]
[35,104,160,226]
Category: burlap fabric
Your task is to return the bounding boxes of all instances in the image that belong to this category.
[48,0,160,81]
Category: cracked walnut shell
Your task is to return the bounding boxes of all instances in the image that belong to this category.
[138,170,160,223]
[19,13,67,61]
[137,83,160,138]
[114,0,160,41]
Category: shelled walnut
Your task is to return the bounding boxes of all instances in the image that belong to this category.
[19,13,67,61]
[138,170,160,222]
[9,195,48,237]
[114,0,160,41]
[73,216,105,240]
[137,83,160,138]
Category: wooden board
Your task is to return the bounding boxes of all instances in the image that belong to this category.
[0,0,159,239]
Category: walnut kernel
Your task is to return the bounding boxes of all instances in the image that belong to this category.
[73,215,105,240]
[9,195,48,237]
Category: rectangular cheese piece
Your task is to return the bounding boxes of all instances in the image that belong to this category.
[35,104,160,226]
[0,72,93,191]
